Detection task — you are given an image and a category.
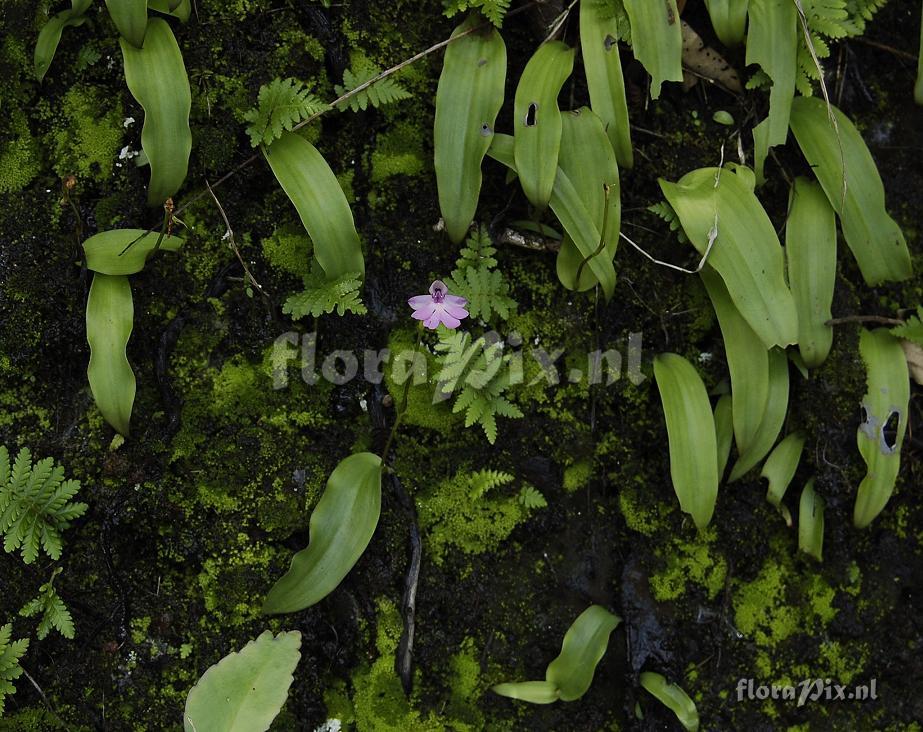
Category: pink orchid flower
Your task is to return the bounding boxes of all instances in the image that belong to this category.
[408,280,469,330]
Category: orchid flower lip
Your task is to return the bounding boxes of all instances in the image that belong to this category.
[408,279,469,330]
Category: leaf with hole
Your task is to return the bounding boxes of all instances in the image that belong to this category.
[263,131,364,281]
[435,15,506,244]
[120,18,192,206]
[263,453,381,614]
[654,353,719,530]
[580,0,633,167]
[513,41,574,209]
[184,630,301,732]
[789,96,911,285]
[854,328,909,528]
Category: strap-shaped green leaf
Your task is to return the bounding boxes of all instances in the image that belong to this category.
[916,8,923,105]
[120,18,192,206]
[714,392,733,478]
[622,0,683,99]
[493,605,620,704]
[556,108,620,293]
[798,478,824,561]
[148,0,190,21]
[184,630,301,732]
[580,1,633,167]
[263,131,364,280]
[106,0,148,47]
[640,671,700,731]
[704,0,749,47]
[263,452,381,614]
[653,353,719,530]
[86,273,136,436]
[435,15,507,244]
[513,41,574,209]
[729,347,789,481]
[854,329,909,528]
[786,177,836,368]
[83,229,184,275]
[747,0,797,182]
[761,431,805,526]
[488,134,616,299]
[789,97,911,285]
[659,166,798,349]
[700,266,769,458]
[34,0,92,80]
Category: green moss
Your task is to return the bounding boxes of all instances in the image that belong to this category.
[416,466,535,567]
[649,527,727,602]
[371,120,427,183]
[618,480,671,537]
[261,224,312,276]
[0,108,40,193]
[818,640,869,684]
[51,86,124,182]
[563,459,592,493]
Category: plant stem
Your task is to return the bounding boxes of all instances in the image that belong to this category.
[380,324,425,469]
[825,315,905,327]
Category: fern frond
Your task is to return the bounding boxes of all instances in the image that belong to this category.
[283,264,367,320]
[891,306,923,347]
[443,0,512,27]
[334,66,411,112]
[20,568,74,640]
[455,226,498,270]
[0,623,29,715]
[445,225,516,322]
[0,447,87,564]
[648,200,689,244]
[518,485,547,509]
[467,469,514,499]
[243,77,328,148]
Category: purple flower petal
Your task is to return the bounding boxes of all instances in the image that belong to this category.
[408,295,432,309]
[438,312,462,329]
[411,304,436,321]
[443,303,469,319]
[445,294,468,307]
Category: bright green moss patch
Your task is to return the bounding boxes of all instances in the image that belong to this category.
[52,86,124,182]
[0,109,40,193]
[371,120,427,183]
[618,479,671,536]
[649,527,727,602]
[261,224,313,277]
[563,459,592,493]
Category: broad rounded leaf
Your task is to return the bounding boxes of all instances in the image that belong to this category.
[435,15,507,244]
[83,229,184,275]
[120,18,192,206]
[86,273,135,436]
[545,605,621,701]
[491,680,560,704]
[183,630,301,732]
[653,353,719,530]
[263,452,382,614]
[798,478,824,562]
[263,131,364,280]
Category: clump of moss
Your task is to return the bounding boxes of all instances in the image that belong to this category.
[371,120,427,183]
[618,477,672,536]
[649,527,727,602]
[261,224,313,277]
[0,108,41,193]
[51,85,124,182]
[563,459,593,493]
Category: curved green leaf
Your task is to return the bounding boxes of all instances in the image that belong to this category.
[580,1,633,167]
[704,0,749,47]
[34,0,92,81]
[546,605,621,701]
[263,452,381,614]
[798,478,824,562]
[83,228,184,275]
[120,18,192,206]
[555,108,620,292]
[700,266,769,458]
[653,353,719,530]
[435,15,507,244]
[86,273,135,436]
[640,671,700,732]
[714,392,733,478]
[760,431,805,526]
[263,131,364,280]
[659,166,798,349]
[487,133,617,299]
[916,8,923,105]
[854,328,909,528]
[789,97,911,285]
[622,0,683,99]
[149,0,190,21]
[493,605,620,704]
[106,0,148,47]
[786,177,836,368]
[747,0,797,182]
[184,630,301,732]
[729,347,789,481]
[513,41,574,209]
